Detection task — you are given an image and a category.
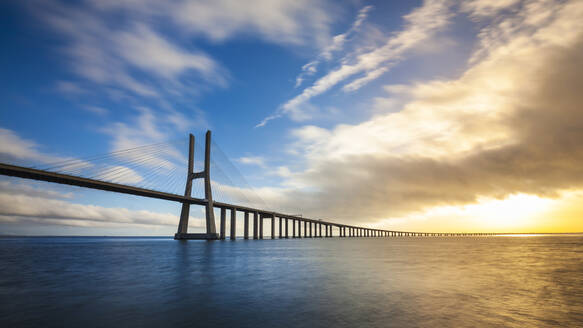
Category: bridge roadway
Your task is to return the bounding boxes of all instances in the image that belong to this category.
[0,162,498,239]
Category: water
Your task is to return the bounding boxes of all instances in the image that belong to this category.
[1,236,582,327]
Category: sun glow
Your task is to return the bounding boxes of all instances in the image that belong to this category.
[380,193,569,233]
[465,194,555,230]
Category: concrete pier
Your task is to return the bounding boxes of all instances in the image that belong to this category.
[220,208,226,240]
[279,217,282,238]
[285,218,289,238]
[244,212,249,239]
[230,208,236,240]
[271,215,275,239]
[253,212,258,239]
[259,214,264,239]
[292,219,296,238]
[297,220,301,238]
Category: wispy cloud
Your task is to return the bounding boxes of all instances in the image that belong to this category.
[0,184,200,229]
[100,107,189,171]
[0,128,67,164]
[258,0,453,127]
[36,2,226,99]
[294,5,374,88]
[237,156,266,167]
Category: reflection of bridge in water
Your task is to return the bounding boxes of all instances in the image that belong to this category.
[0,131,497,240]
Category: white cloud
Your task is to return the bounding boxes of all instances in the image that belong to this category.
[342,66,389,92]
[0,180,73,200]
[0,185,200,229]
[0,128,68,164]
[170,0,334,46]
[237,156,266,167]
[259,0,453,126]
[294,5,374,88]
[35,0,227,99]
[83,105,108,115]
[101,107,187,171]
[274,166,292,178]
[113,24,222,82]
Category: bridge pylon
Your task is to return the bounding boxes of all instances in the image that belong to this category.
[174,130,219,240]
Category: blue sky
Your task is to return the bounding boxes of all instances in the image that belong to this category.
[2,0,583,235]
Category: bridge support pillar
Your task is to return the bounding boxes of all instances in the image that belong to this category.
[244,212,249,239]
[304,221,308,237]
[319,223,322,237]
[230,208,236,240]
[285,218,289,238]
[259,214,264,239]
[220,208,226,240]
[271,215,275,239]
[253,212,258,239]
[219,208,227,240]
[297,220,301,238]
[292,219,296,238]
[279,217,282,238]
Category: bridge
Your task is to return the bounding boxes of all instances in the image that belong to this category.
[0,131,496,240]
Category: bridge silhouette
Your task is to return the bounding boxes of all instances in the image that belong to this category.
[0,131,496,240]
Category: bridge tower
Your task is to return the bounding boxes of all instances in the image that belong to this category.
[174,131,219,240]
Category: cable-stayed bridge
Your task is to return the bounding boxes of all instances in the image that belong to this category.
[0,131,495,239]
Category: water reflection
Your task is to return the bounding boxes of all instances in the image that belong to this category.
[0,236,582,327]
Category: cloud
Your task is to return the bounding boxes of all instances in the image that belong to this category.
[0,182,199,229]
[237,156,266,167]
[294,5,374,88]
[35,1,227,98]
[259,0,453,126]
[253,0,583,224]
[0,180,73,200]
[55,80,87,95]
[460,0,521,18]
[169,0,334,46]
[100,107,188,173]
[0,128,68,164]
[83,105,108,115]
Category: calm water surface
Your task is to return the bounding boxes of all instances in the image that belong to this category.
[1,236,582,327]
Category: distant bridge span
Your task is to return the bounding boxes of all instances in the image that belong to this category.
[0,131,497,240]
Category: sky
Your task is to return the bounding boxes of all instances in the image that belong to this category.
[1,0,583,235]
